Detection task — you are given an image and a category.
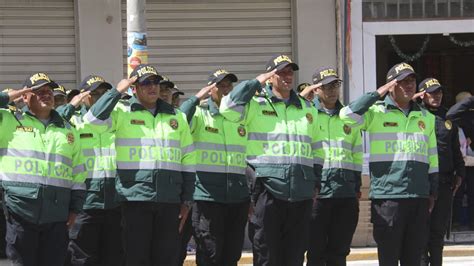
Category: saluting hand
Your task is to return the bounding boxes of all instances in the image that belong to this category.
[195,83,216,100]
[299,83,322,98]
[69,91,91,108]
[376,79,397,97]
[7,86,32,102]
[256,69,278,85]
[116,76,138,94]
[412,91,425,101]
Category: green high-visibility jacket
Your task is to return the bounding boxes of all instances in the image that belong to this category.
[180,96,249,203]
[84,88,196,203]
[219,79,321,202]
[0,92,86,224]
[340,92,439,199]
[313,99,363,198]
[57,104,119,210]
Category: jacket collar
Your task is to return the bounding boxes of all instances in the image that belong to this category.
[313,98,344,115]
[264,84,302,108]
[128,96,176,115]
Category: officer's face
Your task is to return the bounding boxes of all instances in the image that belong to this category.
[86,86,109,107]
[133,76,160,106]
[159,86,172,104]
[53,94,67,108]
[24,85,54,111]
[424,89,443,108]
[393,75,416,104]
[317,81,341,105]
[271,65,294,91]
[215,78,233,98]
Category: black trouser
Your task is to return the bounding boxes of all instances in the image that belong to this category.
[421,182,453,266]
[453,166,474,227]
[192,201,249,266]
[67,208,123,266]
[176,207,193,266]
[249,188,312,266]
[5,210,68,266]
[306,198,359,266]
[371,198,430,266]
[121,202,180,266]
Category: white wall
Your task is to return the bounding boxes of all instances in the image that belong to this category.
[294,0,338,85]
[76,0,124,86]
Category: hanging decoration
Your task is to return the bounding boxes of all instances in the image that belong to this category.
[448,35,474,47]
[388,35,430,62]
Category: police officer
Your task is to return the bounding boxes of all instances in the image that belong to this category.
[84,64,196,266]
[159,75,175,105]
[53,84,68,108]
[180,69,249,266]
[171,86,185,108]
[57,75,123,265]
[447,92,474,229]
[447,92,474,148]
[340,63,439,266]
[0,73,86,266]
[301,67,362,266]
[415,78,465,266]
[219,55,321,266]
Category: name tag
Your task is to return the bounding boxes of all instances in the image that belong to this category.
[80,133,93,138]
[16,126,33,132]
[205,126,219,134]
[383,122,398,127]
[262,110,277,116]
[130,119,145,125]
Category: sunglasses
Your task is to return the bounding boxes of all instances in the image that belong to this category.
[138,78,161,87]
[322,81,342,91]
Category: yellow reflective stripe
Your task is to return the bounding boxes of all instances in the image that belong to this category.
[86,170,117,179]
[194,142,245,153]
[0,148,72,167]
[116,138,181,148]
[248,132,312,143]
[340,107,364,126]
[195,164,246,175]
[116,161,193,172]
[84,111,112,127]
[368,132,429,143]
[82,148,116,157]
[369,153,429,164]
[73,164,86,175]
[247,155,314,167]
[0,172,82,189]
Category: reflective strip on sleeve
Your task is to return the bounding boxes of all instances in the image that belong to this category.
[84,111,112,127]
[340,107,364,126]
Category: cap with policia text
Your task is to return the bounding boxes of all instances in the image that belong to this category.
[53,84,67,96]
[418,78,443,93]
[265,54,299,72]
[160,75,175,89]
[79,75,113,92]
[386,62,416,82]
[23,73,57,90]
[312,67,342,85]
[296,83,311,93]
[207,69,238,85]
[129,64,163,83]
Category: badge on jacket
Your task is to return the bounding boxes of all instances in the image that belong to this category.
[445,120,452,130]
[343,124,352,135]
[67,132,75,144]
[170,118,179,129]
[306,113,313,124]
[418,120,426,131]
[238,125,246,137]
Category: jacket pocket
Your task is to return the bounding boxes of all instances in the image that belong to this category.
[4,182,40,199]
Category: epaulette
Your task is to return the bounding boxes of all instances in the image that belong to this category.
[374,100,385,105]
